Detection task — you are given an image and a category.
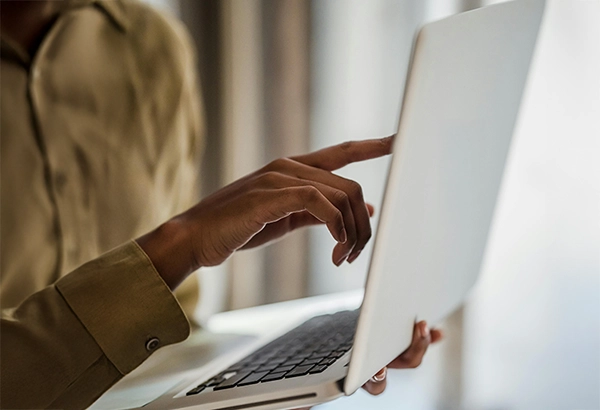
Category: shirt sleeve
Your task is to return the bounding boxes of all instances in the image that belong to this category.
[0,241,190,410]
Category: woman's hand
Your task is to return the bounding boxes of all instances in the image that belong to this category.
[362,320,443,396]
[295,321,443,409]
[138,137,393,290]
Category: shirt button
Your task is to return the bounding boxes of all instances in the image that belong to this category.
[145,337,160,352]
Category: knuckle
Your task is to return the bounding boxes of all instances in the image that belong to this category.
[267,157,293,171]
[331,189,350,208]
[347,180,364,200]
[270,158,286,170]
[340,141,354,152]
[263,160,277,172]
[259,171,281,187]
[301,185,321,202]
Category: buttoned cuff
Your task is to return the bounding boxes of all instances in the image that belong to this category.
[56,240,190,375]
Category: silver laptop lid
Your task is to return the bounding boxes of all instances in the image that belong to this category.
[345,0,545,394]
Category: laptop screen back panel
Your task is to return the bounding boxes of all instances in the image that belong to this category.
[345,0,545,394]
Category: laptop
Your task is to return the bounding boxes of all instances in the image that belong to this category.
[95,1,545,408]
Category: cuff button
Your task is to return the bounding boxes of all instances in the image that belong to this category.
[145,337,160,352]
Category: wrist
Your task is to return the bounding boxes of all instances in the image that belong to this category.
[136,218,198,290]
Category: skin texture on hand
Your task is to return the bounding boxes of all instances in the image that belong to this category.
[137,136,393,290]
[137,136,443,404]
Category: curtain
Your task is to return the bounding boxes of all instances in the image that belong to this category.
[180,0,312,311]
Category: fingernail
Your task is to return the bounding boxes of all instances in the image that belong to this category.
[335,253,346,266]
[347,250,362,264]
[422,323,430,338]
[371,367,387,383]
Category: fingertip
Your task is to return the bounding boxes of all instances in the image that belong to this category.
[365,368,387,396]
[431,328,444,343]
[372,367,387,382]
[414,321,429,339]
[347,250,362,264]
[332,253,344,267]
[366,381,386,396]
[413,320,424,333]
[332,245,347,266]
[366,203,375,217]
[381,135,395,153]
[421,322,430,339]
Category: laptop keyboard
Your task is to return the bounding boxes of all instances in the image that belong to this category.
[186,309,359,396]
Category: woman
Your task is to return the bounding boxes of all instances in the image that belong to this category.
[0,1,441,408]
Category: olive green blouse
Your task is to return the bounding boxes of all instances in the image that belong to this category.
[0,1,204,408]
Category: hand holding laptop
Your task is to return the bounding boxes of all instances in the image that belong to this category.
[359,320,443,397]
[293,320,442,410]
[135,134,444,408]
[128,2,543,407]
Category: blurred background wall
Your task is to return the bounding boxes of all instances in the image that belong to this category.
[143,0,599,408]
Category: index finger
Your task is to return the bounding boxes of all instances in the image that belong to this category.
[291,135,394,171]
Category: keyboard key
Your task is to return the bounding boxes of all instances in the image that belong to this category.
[301,358,321,366]
[205,376,225,387]
[256,363,278,372]
[213,371,252,390]
[202,310,358,391]
[273,364,295,373]
[310,352,330,359]
[309,365,328,374]
[248,358,269,366]
[261,371,287,382]
[238,371,270,386]
[284,358,303,366]
[186,385,205,395]
[285,364,315,378]
[242,363,260,372]
[295,352,313,359]
[261,351,277,358]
